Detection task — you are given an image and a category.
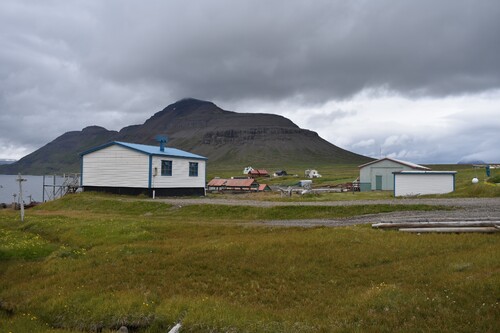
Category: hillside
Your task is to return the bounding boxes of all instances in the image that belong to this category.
[0,126,117,175]
[0,98,371,174]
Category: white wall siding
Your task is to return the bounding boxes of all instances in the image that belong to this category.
[360,160,415,191]
[82,145,149,188]
[151,157,206,188]
[394,174,455,196]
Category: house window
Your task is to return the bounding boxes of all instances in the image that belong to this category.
[189,162,198,177]
[161,160,172,176]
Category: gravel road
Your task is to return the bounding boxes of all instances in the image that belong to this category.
[153,197,500,228]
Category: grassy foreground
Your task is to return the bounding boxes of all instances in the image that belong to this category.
[0,193,499,332]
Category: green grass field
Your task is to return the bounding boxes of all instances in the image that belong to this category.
[0,191,499,332]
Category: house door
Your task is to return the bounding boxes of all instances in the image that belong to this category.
[375,175,383,190]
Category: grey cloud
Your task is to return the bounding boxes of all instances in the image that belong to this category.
[345,127,500,164]
[4,0,500,105]
[300,109,358,133]
[352,139,376,149]
[79,0,500,101]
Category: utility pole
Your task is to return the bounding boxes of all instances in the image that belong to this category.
[16,173,27,222]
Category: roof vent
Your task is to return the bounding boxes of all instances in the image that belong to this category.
[155,135,168,152]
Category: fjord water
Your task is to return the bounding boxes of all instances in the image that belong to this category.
[0,174,67,204]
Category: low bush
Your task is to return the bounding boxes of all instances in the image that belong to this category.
[486,175,500,184]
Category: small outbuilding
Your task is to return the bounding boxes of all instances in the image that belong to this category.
[393,171,457,197]
[207,178,257,192]
[248,169,269,177]
[358,157,430,191]
[207,178,270,192]
[305,169,322,178]
[80,141,207,196]
[273,170,287,177]
[258,184,272,192]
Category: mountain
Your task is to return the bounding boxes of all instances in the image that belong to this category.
[0,159,16,165]
[0,98,371,174]
[0,126,117,175]
[458,158,486,165]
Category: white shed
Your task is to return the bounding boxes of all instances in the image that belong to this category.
[80,141,207,196]
[358,157,430,191]
[393,171,457,197]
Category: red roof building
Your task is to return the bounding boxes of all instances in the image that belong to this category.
[248,169,269,177]
[207,178,269,192]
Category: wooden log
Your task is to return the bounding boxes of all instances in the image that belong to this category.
[372,221,500,229]
[380,217,500,223]
[399,227,499,233]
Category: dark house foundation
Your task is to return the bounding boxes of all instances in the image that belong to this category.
[83,186,206,197]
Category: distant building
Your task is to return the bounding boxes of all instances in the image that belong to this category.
[243,167,269,177]
[207,178,270,192]
[80,141,207,196]
[393,171,457,196]
[258,184,272,192]
[273,170,287,177]
[243,166,254,174]
[358,157,430,191]
[248,169,269,177]
[305,169,322,178]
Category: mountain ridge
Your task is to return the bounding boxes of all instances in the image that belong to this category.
[0,98,371,174]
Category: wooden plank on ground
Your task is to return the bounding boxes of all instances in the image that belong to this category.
[398,227,499,233]
[372,221,500,229]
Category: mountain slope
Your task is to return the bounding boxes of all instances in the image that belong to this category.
[0,126,117,174]
[0,159,16,165]
[0,98,371,174]
[118,98,370,166]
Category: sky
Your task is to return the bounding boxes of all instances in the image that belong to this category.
[1,0,499,164]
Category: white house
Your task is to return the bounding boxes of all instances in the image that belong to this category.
[358,157,430,191]
[305,169,322,178]
[393,171,457,196]
[80,141,207,196]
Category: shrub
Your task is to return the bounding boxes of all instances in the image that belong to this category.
[486,175,500,184]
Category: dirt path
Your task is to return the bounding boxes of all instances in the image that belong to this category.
[150,197,500,228]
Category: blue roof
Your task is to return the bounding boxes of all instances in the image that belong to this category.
[80,141,207,160]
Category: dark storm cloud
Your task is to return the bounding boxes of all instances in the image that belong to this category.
[80,0,500,101]
[1,0,500,160]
